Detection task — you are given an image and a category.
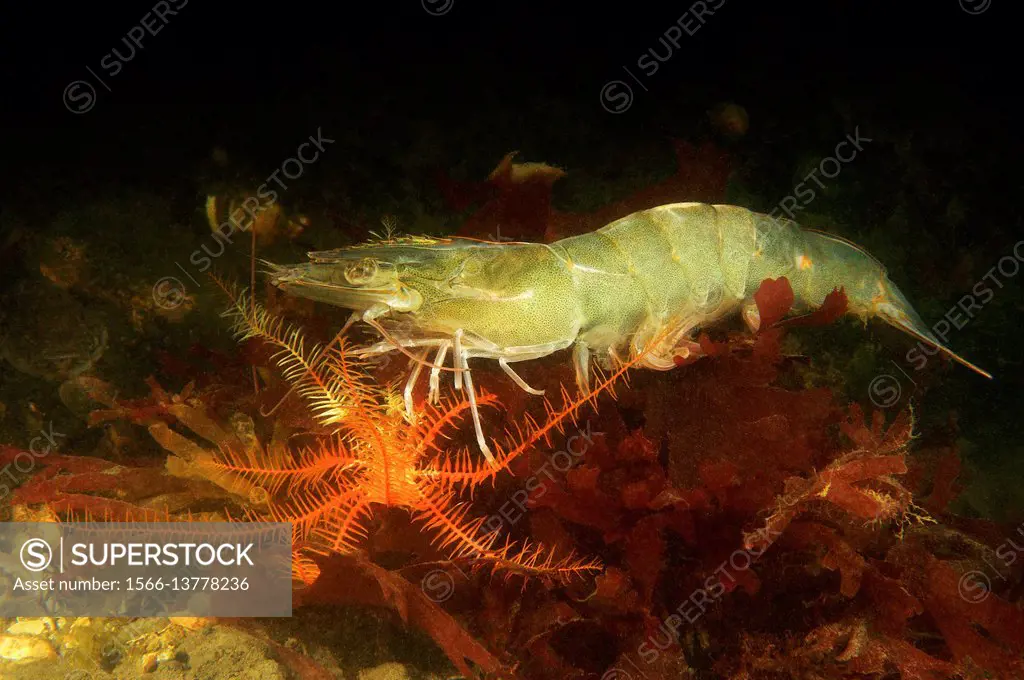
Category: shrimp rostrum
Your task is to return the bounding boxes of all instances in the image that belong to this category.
[266,202,991,463]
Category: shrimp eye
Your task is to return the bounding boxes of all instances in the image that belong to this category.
[345,258,378,285]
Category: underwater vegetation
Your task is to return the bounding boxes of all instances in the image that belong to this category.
[7,270,1023,678]
[2,140,1020,679]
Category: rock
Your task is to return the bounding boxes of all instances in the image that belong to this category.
[176,625,290,680]
[0,634,57,663]
[168,616,212,631]
[0,279,108,382]
[358,661,413,680]
[141,651,159,673]
[5,619,50,636]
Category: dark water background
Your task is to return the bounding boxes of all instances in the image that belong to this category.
[1,3,1021,516]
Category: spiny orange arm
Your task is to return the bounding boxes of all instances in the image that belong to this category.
[477,323,682,482]
[207,439,360,496]
[320,343,382,411]
[413,391,500,456]
[485,538,604,581]
[420,446,499,492]
[421,351,645,489]
[212,274,343,411]
[326,346,395,459]
[460,367,626,486]
[269,482,367,545]
[314,499,374,555]
[414,488,502,560]
[291,549,322,587]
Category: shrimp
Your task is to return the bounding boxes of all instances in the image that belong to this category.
[265,202,991,463]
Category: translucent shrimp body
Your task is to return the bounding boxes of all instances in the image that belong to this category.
[267,202,990,460]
